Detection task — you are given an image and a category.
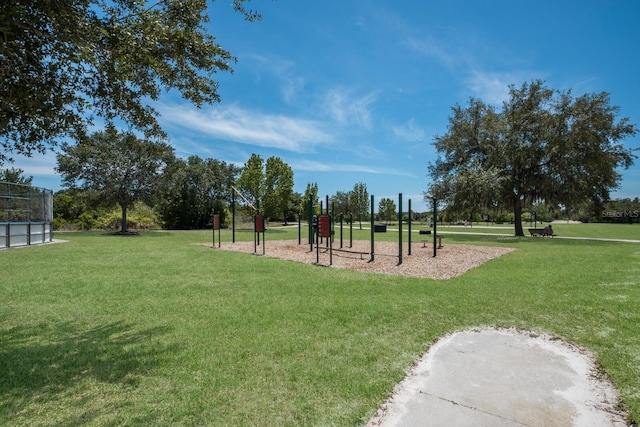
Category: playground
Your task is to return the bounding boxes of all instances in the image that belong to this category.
[209,239,514,280]
[213,192,515,279]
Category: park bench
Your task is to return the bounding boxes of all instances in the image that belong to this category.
[528,228,556,237]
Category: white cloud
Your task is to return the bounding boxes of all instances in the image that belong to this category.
[321,89,377,130]
[465,70,547,106]
[464,71,512,105]
[158,105,331,153]
[12,152,58,177]
[291,159,415,177]
[281,76,305,103]
[242,54,305,103]
[404,34,459,69]
[392,119,426,142]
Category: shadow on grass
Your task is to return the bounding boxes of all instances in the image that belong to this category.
[0,321,176,421]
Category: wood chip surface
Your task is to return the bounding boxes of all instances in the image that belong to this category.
[207,239,515,280]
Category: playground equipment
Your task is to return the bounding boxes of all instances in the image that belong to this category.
[303,193,441,265]
[223,187,442,262]
[1,181,53,248]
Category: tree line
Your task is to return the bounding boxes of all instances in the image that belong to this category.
[51,126,297,232]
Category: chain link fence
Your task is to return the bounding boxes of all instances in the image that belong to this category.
[0,181,54,248]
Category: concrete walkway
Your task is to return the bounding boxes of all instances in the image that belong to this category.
[367,328,628,427]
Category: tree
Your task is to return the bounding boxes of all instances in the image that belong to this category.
[429,161,504,225]
[56,126,175,233]
[53,189,95,227]
[158,155,238,229]
[286,191,303,223]
[349,182,369,229]
[0,0,259,164]
[236,154,264,212]
[236,154,295,222]
[377,198,397,223]
[263,157,294,223]
[300,182,319,220]
[330,190,351,218]
[429,80,637,236]
[0,167,33,185]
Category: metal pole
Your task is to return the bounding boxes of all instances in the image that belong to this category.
[408,199,412,256]
[330,214,333,266]
[232,191,236,243]
[433,197,437,257]
[331,202,335,244]
[256,199,260,246]
[349,213,353,248]
[319,201,323,244]
[308,196,313,251]
[398,193,402,265]
[370,195,375,262]
[339,213,343,248]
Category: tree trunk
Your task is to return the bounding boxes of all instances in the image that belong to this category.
[513,197,524,236]
[121,202,128,233]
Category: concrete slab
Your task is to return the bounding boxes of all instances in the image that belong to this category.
[367,328,628,427]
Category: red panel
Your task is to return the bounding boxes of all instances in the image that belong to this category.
[213,214,220,230]
[318,214,331,238]
[254,215,265,232]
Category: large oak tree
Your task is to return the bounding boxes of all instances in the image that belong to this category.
[56,125,175,233]
[0,0,258,164]
[429,80,637,236]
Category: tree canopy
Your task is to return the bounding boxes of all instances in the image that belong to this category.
[377,198,397,223]
[0,167,33,185]
[330,190,351,217]
[56,126,175,233]
[263,156,294,223]
[300,182,319,219]
[235,154,295,222]
[158,155,239,229]
[349,182,369,229]
[429,80,637,235]
[0,0,258,164]
[236,153,265,211]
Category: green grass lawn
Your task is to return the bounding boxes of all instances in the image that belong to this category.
[1,225,640,425]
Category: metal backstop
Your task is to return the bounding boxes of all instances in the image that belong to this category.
[0,181,54,248]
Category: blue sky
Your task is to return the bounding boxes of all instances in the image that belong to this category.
[13,0,640,212]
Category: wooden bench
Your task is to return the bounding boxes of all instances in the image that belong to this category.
[528,228,556,237]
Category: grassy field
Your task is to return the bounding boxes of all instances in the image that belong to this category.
[1,225,640,425]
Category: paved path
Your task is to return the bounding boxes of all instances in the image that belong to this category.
[367,328,628,427]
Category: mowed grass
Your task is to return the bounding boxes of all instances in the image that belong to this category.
[1,225,640,425]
